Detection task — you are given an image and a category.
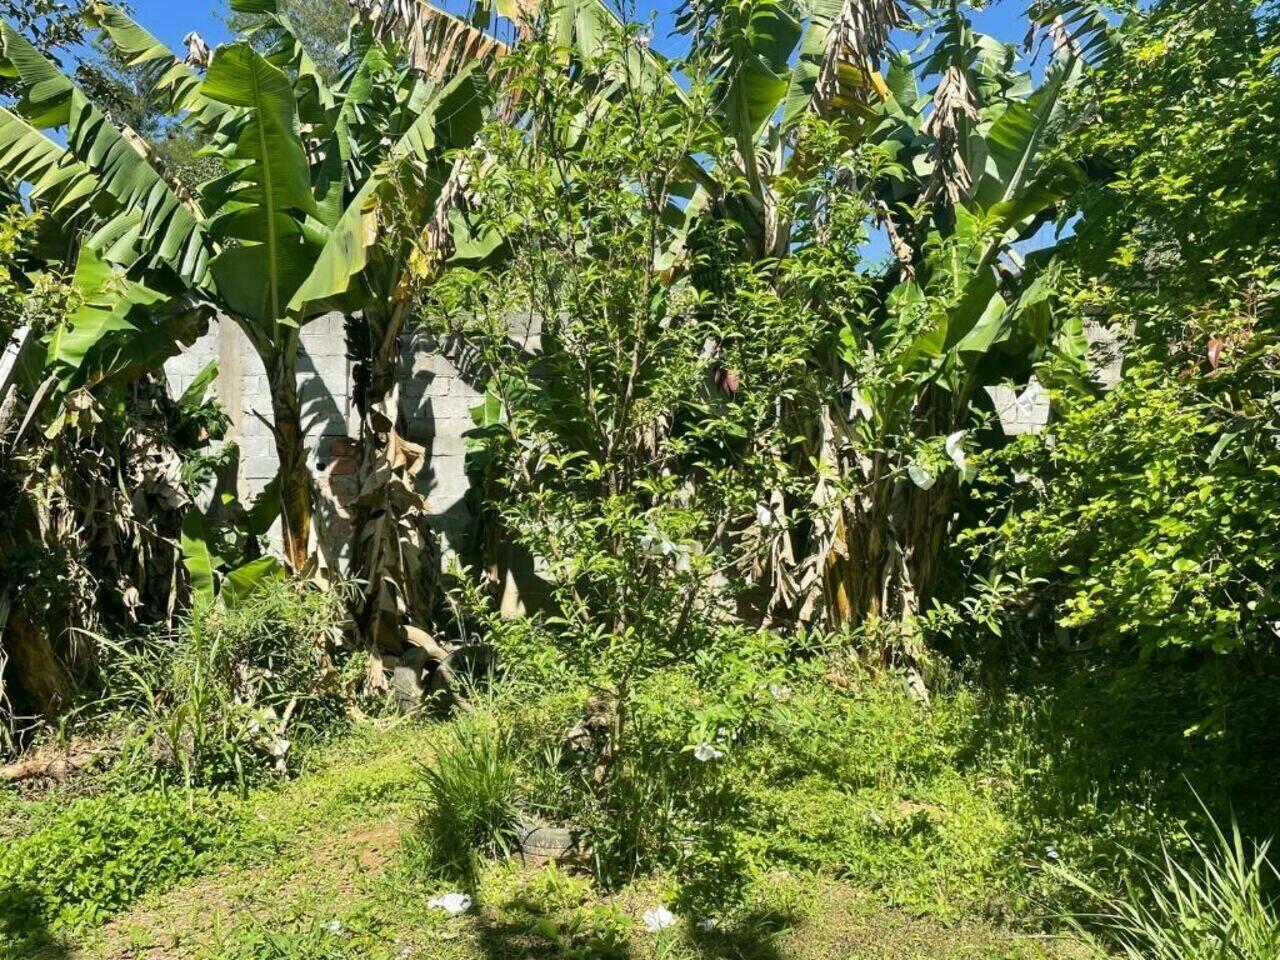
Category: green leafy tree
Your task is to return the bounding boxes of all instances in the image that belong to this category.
[960,0,1280,671]
[430,21,828,894]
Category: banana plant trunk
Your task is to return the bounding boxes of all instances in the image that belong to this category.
[824,474,954,641]
[266,342,313,573]
[351,303,437,657]
[818,389,960,658]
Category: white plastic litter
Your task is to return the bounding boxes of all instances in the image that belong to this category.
[428,893,473,915]
[643,906,677,933]
[756,502,775,528]
[693,743,724,762]
[908,462,936,490]
[945,430,967,471]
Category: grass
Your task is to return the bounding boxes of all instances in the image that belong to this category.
[7,653,1280,960]
[1055,810,1280,960]
[403,714,522,885]
[0,711,1081,960]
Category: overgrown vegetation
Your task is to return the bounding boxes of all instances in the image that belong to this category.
[2,0,1280,956]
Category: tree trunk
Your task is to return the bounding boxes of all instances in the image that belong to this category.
[824,475,953,640]
[266,341,313,573]
[2,606,73,737]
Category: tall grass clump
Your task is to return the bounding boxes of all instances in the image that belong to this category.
[406,715,521,884]
[1058,810,1280,960]
[97,578,350,791]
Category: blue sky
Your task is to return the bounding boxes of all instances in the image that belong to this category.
[116,0,1053,264]
[127,0,1043,68]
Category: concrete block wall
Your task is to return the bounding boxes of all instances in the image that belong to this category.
[164,315,479,565]
[165,314,1126,565]
[399,331,485,554]
[984,321,1124,437]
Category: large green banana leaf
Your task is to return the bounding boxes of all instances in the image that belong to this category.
[84,2,236,133]
[288,63,491,314]
[39,247,207,393]
[0,22,214,287]
[202,42,320,331]
[0,107,102,219]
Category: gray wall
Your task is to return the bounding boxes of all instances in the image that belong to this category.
[164,315,483,563]
[165,316,1124,565]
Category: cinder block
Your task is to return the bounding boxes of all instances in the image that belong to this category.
[429,395,484,421]
[243,456,279,480]
[430,434,469,459]
[239,435,275,460]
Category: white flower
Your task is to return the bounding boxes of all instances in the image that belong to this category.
[324,920,342,935]
[428,893,473,915]
[643,906,677,932]
[640,532,677,558]
[693,743,724,762]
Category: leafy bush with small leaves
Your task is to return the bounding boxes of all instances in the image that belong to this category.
[963,356,1280,666]
[405,714,522,884]
[0,790,232,947]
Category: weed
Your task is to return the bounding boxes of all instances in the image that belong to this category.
[0,790,233,948]
[1055,808,1280,960]
[404,714,521,884]
[94,579,350,790]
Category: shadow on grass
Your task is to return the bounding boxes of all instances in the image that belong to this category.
[681,908,796,960]
[0,883,71,960]
[472,890,799,960]
[956,656,1280,894]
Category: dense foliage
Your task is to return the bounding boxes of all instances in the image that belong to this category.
[2,0,1280,955]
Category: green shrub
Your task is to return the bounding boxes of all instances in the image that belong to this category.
[1056,810,1280,960]
[405,714,521,884]
[0,790,231,947]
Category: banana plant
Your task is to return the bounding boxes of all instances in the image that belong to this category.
[0,1,503,579]
[799,4,1094,636]
[527,0,1098,636]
